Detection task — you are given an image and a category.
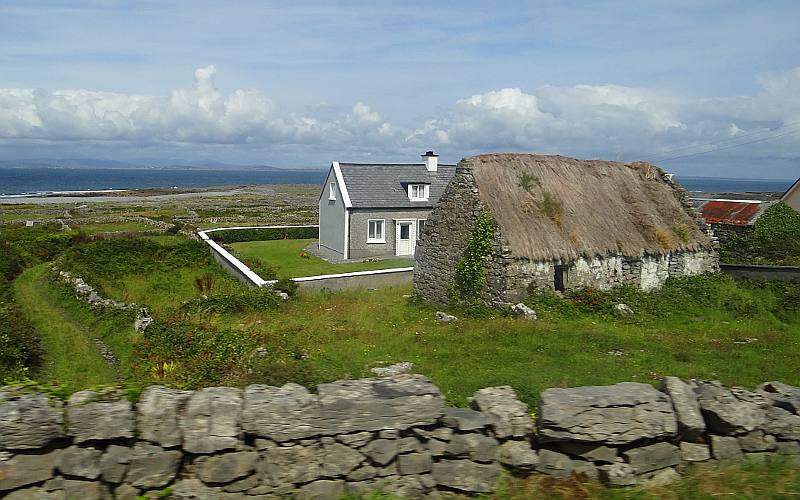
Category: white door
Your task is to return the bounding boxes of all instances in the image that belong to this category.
[395,220,416,256]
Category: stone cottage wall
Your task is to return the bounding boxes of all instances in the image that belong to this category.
[1,376,798,499]
[414,165,486,303]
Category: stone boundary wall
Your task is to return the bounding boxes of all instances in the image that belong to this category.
[1,376,798,499]
[720,263,800,282]
[0,216,171,231]
[198,226,414,293]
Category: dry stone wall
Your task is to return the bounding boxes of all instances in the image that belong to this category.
[1,376,798,499]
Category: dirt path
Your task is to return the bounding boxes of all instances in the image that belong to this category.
[13,264,118,390]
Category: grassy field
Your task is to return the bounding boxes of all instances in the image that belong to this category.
[229,238,413,278]
[13,264,120,392]
[214,278,800,406]
[72,221,155,234]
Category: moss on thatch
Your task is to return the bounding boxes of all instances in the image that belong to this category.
[466,153,712,262]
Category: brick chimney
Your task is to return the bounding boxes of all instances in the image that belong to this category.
[422,151,438,172]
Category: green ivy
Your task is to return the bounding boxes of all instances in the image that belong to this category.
[753,202,800,264]
[454,209,496,300]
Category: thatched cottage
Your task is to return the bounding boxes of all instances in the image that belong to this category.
[414,153,719,304]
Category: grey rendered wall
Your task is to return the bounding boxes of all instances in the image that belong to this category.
[349,208,432,259]
[318,168,346,255]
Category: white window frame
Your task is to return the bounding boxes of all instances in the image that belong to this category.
[408,184,429,201]
[328,182,336,201]
[367,219,385,243]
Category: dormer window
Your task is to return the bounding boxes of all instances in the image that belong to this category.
[329,182,336,201]
[408,184,429,201]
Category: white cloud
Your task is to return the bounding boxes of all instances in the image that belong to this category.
[0,65,798,176]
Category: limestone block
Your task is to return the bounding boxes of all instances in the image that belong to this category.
[598,462,637,486]
[348,464,378,481]
[621,442,680,474]
[258,444,321,486]
[558,442,617,463]
[469,385,534,438]
[3,487,65,500]
[497,440,539,470]
[538,382,677,444]
[777,441,800,455]
[195,451,258,484]
[572,461,599,480]
[397,436,423,453]
[61,479,111,500]
[181,387,242,454]
[321,442,365,477]
[383,474,435,498]
[66,390,134,443]
[763,406,800,441]
[100,445,130,483]
[0,391,64,449]
[694,382,769,435]
[0,450,61,491]
[296,480,345,500]
[758,381,800,414]
[137,386,192,448]
[57,445,103,479]
[222,474,259,492]
[335,431,373,448]
[710,435,743,461]
[431,459,501,493]
[126,442,182,489]
[114,483,140,500]
[397,451,433,475]
[361,439,398,466]
[639,467,680,487]
[241,376,443,442]
[680,442,711,462]
[738,430,777,452]
[535,449,574,477]
[445,433,498,463]
[661,377,706,439]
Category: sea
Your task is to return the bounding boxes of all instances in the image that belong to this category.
[0,167,327,197]
[0,167,794,197]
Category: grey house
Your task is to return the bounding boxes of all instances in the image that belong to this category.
[318,152,456,260]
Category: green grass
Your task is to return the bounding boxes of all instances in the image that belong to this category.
[487,455,800,499]
[229,239,413,278]
[73,221,154,234]
[226,279,800,406]
[13,264,119,392]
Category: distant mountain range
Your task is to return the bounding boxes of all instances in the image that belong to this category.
[0,158,307,171]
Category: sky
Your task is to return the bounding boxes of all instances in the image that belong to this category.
[0,1,799,178]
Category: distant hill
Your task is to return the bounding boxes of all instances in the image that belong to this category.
[0,158,291,171]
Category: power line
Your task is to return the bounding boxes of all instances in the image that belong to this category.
[645,122,800,161]
[655,126,800,163]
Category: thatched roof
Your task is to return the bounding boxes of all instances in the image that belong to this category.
[466,153,712,262]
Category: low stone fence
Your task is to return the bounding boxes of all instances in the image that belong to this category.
[1,376,798,499]
[198,226,414,292]
[721,263,800,282]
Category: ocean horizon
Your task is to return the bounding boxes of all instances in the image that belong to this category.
[0,166,794,197]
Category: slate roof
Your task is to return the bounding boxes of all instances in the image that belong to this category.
[338,163,457,209]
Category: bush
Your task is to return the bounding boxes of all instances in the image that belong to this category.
[180,288,282,314]
[274,278,299,298]
[211,226,318,244]
[753,202,800,264]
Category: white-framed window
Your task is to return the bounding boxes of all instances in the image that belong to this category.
[367,219,385,243]
[328,182,336,201]
[408,184,429,201]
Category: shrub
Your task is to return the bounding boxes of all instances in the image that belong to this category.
[753,202,800,263]
[274,278,299,298]
[455,210,495,300]
[180,288,282,314]
[211,227,318,244]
